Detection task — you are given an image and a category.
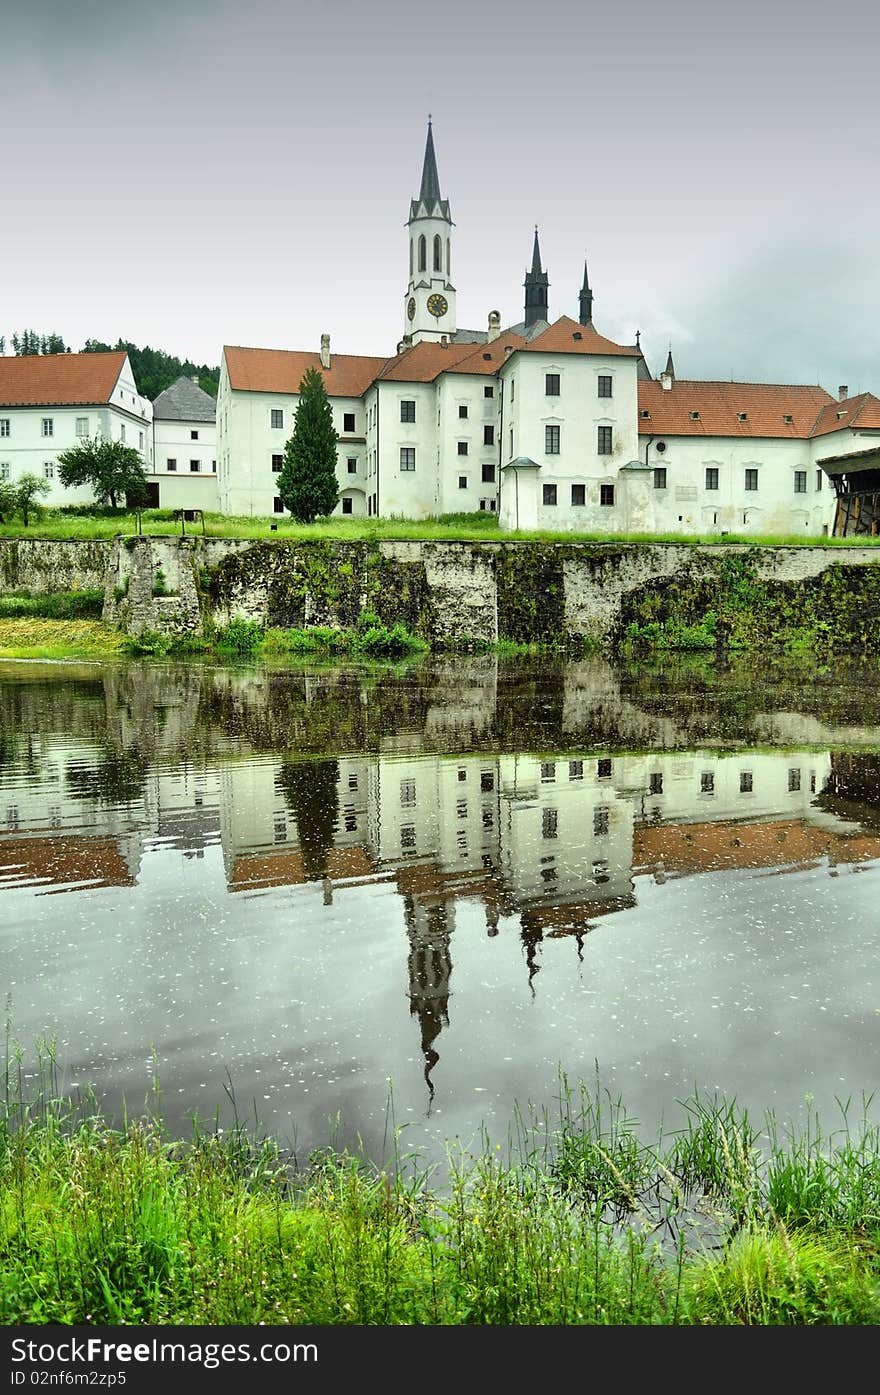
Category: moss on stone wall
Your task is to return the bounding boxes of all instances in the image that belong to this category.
[496,544,566,644]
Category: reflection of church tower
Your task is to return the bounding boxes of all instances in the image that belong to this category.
[405,120,457,344]
[404,893,454,1101]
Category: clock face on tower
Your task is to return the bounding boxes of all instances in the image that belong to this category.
[427,293,448,319]
[407,297,416,321]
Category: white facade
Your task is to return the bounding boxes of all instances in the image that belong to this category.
[150,415,218,512]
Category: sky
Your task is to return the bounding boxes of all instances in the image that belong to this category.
[2,0,879,390]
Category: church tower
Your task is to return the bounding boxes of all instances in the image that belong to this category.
[405,120,456,344]
[578,259,594,327]
[523,228,549,329]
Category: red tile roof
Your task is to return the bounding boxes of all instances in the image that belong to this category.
[376,330,526,383]
[223,346,386,398]
[810,392,880,439]
[637,379,834,438]
[0,351,127,407]
[515,316,641,358]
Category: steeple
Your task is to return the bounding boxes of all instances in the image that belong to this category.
[578,259,593,327]
[404,119,456,343]
[664,348,675,380]
[523,227,549,328]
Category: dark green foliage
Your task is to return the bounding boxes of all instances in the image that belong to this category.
[0,590,104,620]
[10,329,68,355]
[57,436,149,509]
[277,367,340,523]
[10,473,51,527]
[81,339,219,399]
[216,617,263,656]
[278,759,340,879]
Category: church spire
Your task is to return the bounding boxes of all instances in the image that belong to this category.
[419,118,441,206]
[524,226,549,329]
[579,259,593,327]
[664,347,675,380]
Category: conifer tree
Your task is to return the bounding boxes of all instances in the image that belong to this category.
[277,367,339,523]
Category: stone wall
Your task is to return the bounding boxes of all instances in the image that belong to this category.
[4,534,880,649]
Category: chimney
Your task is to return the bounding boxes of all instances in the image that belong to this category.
[190,373,199,386]
[487,310,501,343]
[440,335,448,346]
[320,333,331,369]
[839,384,848,400]
[504,344,514,359]
[660,371,673,391]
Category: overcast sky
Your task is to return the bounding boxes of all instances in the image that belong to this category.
[2,0,879,389]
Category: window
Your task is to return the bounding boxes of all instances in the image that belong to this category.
[484,386,494,398]
[543,482,557,506]
[737,413,747,423]
[0,420,9,437]
[701,771,715,795]
[273,496,284,513]
[343,807,357,832]
[705,467,719,491]
[600,484,615,507]
[433,234,442,271]
[41,418,53,437]
[542,808,558,839]
[401,824,417,853]
[458,768,467,782]
[689,411,700,421]
[569,760,583,780]
[597,425,612,454]
[740,771,753,793]
[571,483,585,506]
[481,463,495,483]
[348,772,358,791]
[400,400,415,422]
[43,462,54,479]
[745,468,758,491]
[458,475,467,489]
[457,441,468,456]
[456,799,468,819]
[190,460,200,472]
[545,425,560,454]
[458,404,468,419]
[273,813,287,844]
[593,806,609,837]
[191,429,199,440]
[788,768,801,792]
[167,458,177,472]
[649,772,663,794]
[341,497,353,515]
[794,471,807,494]
[509,429,514,456]
[119,425,125,443]
[545,373,560,396]
[270,409,284,429]
[816,470,823,491]
[400,447,415,471]
[343,412,355,432]
[0,464,9,480]
[783,414,793,424]
[418,235,426,272]
[597,758,612,778]
[138,431,144,450]
[271,454,283,472]
[540,762,556,782]
[653,467,667,490]
[510,380,515,402]
[598,375,612,398]
[211,460,216,472]
[75,417,89,437]
[483,425,494,445]
[347,457,357,474]
[480,770,495,792]
[400,779,416,807]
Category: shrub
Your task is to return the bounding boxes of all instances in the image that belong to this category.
[216,617,263,656]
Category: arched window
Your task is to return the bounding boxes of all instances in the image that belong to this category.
[418,235,426,272]
[433,234,442,271]
[409,240,413,275]
[446,238,450,276]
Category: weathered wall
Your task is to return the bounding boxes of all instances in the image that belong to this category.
[4,534,880,649]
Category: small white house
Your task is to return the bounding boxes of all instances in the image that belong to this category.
[0,351,152,504]
[149,375,218,511]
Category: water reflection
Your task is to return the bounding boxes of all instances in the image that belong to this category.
[2,656,880,1159]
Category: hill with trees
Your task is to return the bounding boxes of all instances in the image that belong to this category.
[1,329,219,401]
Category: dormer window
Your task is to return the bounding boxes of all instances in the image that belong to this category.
[572,331,583,341]
[640,409,651,420]
[689,410,700,421]
[783,414,793,424]
[737,412,748,422]
[837,410,847,419]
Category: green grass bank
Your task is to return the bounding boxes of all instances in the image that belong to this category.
[3,1061,880,1325]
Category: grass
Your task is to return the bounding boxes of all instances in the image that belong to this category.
[0,618,126,660]
[0,589,104,621]
[0,506,876,546]
[3,1047,880,1326]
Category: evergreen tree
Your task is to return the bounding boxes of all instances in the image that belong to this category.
[277,367,340,523]
[10,329,66,355]
[57,436,149,509]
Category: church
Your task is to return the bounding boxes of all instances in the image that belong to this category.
[214,121,880,536]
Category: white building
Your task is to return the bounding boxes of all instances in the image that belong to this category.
[0,351,152,504]
[149,375,219,512]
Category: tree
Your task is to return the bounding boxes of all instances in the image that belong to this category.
[10,329,67,355]
[56,436,149,510]
[277,367,340,523]
[0,480,16,522]
[82,338,219,400]
[14,474,51,527]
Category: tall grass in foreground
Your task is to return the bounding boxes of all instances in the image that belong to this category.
[2,1051,880,1324]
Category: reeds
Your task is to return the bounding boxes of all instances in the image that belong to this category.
[2,1045,879,1325]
